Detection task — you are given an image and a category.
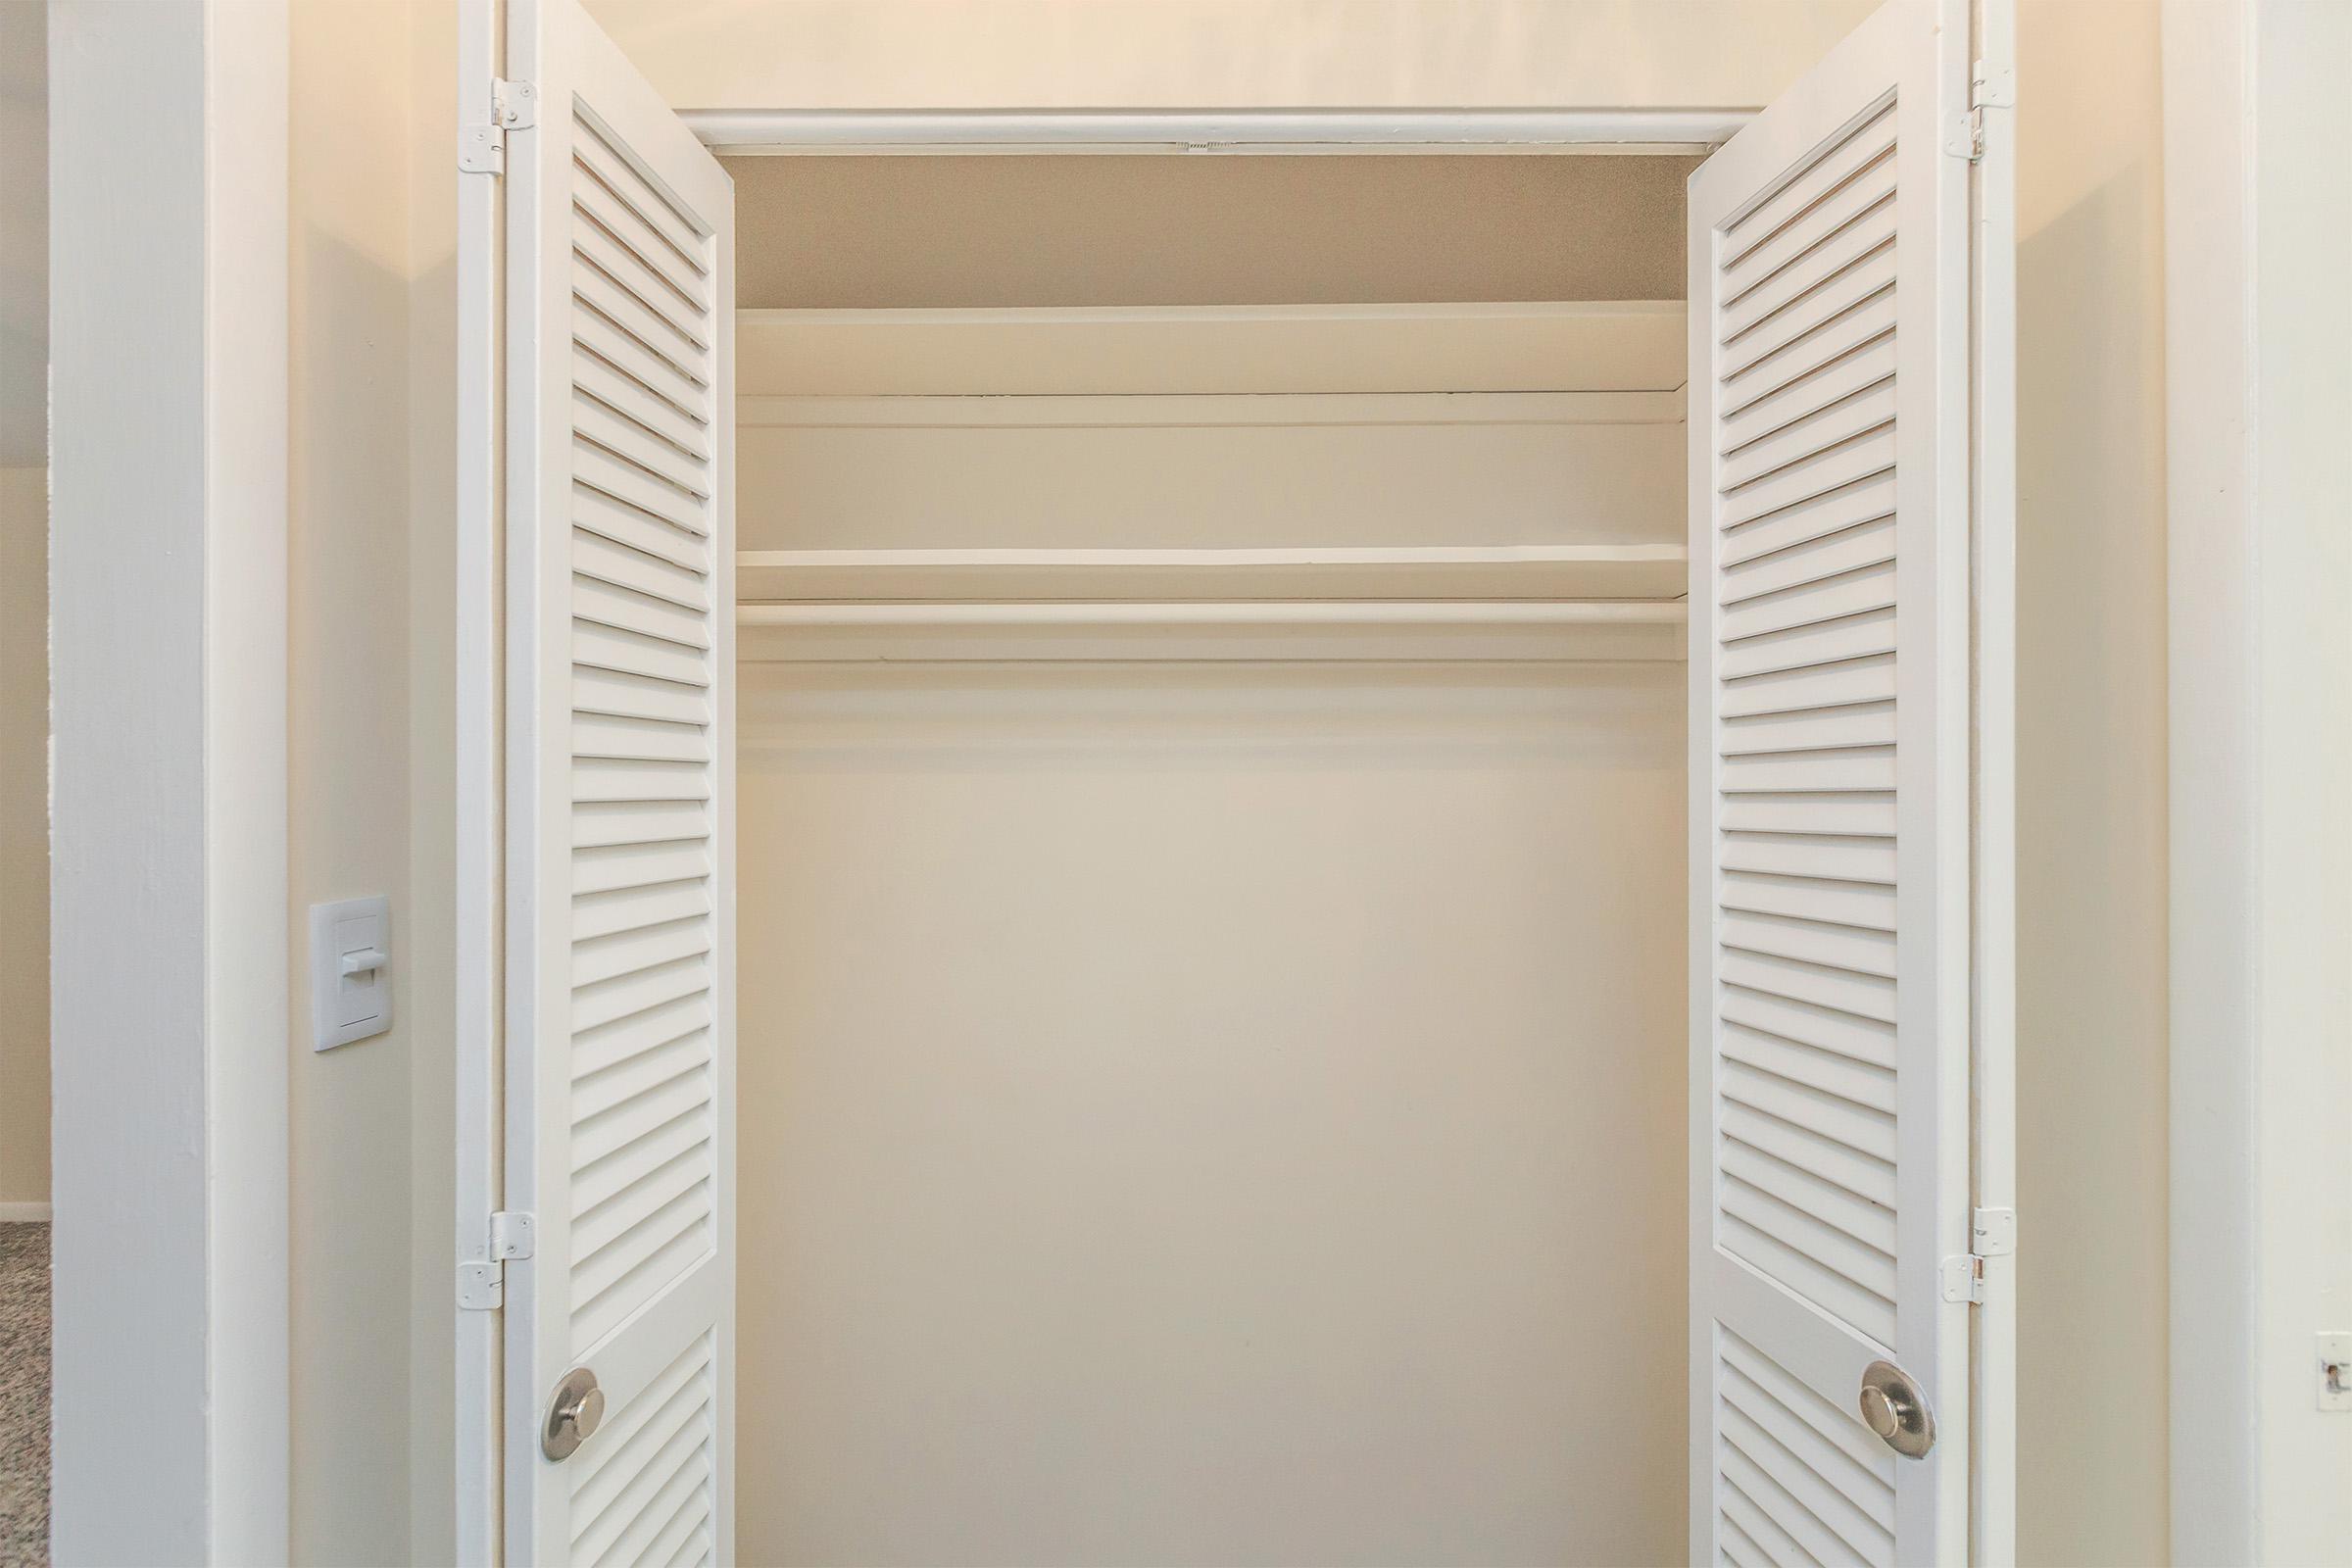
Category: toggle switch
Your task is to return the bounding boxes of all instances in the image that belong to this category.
[311,895,393,1052]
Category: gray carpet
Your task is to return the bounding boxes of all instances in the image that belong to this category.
[0,1224,46,1567]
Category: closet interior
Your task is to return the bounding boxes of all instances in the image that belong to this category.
[724,152,1697,1565]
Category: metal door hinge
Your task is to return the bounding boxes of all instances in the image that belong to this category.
[1972,1205,2018,1257]
[457,1210,537,1308]
[1944,58,2015,163]
[1940,1206,2018,1304]
[459,77,538,175]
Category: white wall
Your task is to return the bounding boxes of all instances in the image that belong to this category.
[580,0,1879,112]
[2165,1,2352,1562]
[2239,5,2352,1555]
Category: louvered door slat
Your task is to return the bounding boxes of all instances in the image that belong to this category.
[1725,515,1897,603]
[575,482,712,575]
[507,4,733,1559]
[1722,338,1900,456]
[576,304,709,416]
[573,394,711,500]
[1720,982,1899,1067]
[1723,472,1898,566]
[1720,654,1897,718]
[573,345,711,459]
[1720,830,1897,888]
[1722,123,1898,301]
[1721,384,1899,492]
[573,218,711,351]
[574,666,713,728]
[570,994,712,1083]
[1724,249,1898,379]
[1724,291,1899,421]
[1690,9,1984,1557]
[572,160,710,312]
[1722,105,1899,271]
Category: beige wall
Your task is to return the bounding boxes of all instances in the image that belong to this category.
[286,1,415,1556]
[283,0,458,1560]
[2014,2,2171,1564]
[0,466,46,1211]
[727,154,1699,309]
[580,0,1880,111]
[0,0,49,1218]
[739,663,1690,1564]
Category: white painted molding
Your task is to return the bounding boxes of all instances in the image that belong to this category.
[737,303,1690,398]
[686,108,1751,158]
[2164,1,2352,1563]
[452,3,503,1562]
[48,2,290,1563]
[0,1202,53,1224]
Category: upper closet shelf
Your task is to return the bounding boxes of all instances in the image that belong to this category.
[735,545,1690,664]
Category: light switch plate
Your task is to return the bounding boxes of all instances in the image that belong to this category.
[310,895,393,1052]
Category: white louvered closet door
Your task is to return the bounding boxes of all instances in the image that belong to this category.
[1687,2,2001,1564]
[505,1,735,1562]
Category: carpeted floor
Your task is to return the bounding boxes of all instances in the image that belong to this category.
[0,1223,47,1567]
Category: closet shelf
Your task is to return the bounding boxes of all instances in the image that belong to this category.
[734,546,1688,664]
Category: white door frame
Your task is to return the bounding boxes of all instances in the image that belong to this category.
[455,44,2034,1568]
[45,2,291,1563]
[2161,1,2352,1562]
[684,107,1750,158]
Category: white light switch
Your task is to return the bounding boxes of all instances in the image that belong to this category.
[311,895,393,1052]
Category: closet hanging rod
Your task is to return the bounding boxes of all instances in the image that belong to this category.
[735,544,1690,607]
[735,599,1688,665]
[740,602,1686,628]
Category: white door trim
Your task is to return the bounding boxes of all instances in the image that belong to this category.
[2162,1,2352,1561]
[47,2,291,1562]
[453,3,506,1564]
[685,107,1752,157]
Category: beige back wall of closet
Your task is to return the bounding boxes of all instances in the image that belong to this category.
[738,662,1690,1563]
[727,155,1700,309]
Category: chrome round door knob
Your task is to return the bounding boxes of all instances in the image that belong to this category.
[543,1366,606,1461]
[1858,1359,1936,1459]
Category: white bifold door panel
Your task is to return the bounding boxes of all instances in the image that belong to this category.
[504,0,736,1562]
[1688,1,2005,1564]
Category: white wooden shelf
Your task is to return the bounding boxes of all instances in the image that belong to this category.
[735,545,1689,664]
